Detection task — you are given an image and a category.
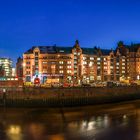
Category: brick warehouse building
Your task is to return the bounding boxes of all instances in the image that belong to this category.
[21,40,140,85]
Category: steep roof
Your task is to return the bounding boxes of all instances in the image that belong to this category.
[24,46,111,55]
[126,44,140,52]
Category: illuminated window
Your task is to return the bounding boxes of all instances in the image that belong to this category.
[59,61,63,64]
[122,71,125,73]
[59,70,63,73]
[89,62,93,67]
[97,76,101,80]
[51,65,55,69]
[74,70,77,73]
[67,66,71,69]
[59,50,64,53]
[59,66,63,69]
[90,76,94,80]
[67,70,71,73]
[104,66,107,69]
[90,57,94,60]
[67,61,71,64]
[42,61,47,64]
[83,57,86,60]
[97,57,101,61]
[110,66,113,69]
[83,61,87,65]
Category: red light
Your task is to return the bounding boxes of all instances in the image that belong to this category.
[34,78,40,84]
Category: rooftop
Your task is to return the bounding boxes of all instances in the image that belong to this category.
[24,46,111,55]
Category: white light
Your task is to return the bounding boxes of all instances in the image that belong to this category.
[22,63,26,67]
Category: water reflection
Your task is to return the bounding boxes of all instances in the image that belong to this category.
[27,123,45,140]
[7,125,22,140]
[0,102,139,140]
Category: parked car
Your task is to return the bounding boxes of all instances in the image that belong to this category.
[52,83,60,87]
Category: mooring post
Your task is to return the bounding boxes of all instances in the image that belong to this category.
[2,88,6,107]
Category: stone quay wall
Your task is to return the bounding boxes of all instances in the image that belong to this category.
[0,86,139,107]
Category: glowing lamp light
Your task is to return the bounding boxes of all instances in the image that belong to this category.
[22,63,26,67]
[8,125,21,135]
[34,78,40,84]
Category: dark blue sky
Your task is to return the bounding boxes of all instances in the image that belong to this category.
[0,0,140,64]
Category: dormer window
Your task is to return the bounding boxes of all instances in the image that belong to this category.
[35,52,38,56]
[59,50,64,53]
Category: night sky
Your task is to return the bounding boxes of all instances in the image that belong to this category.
[0,0,140,65]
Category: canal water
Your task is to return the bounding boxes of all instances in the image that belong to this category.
[0,101,140,140]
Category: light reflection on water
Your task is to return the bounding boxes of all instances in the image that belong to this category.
[0,102,139,140]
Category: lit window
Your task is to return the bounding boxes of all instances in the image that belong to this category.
[97,76,101,80]
[59,70,63,73]
[122,71,125,73]
[59,50,64,53]
[67,66,71,69]
[89,62,93,67]
[97,57,101,61]
[67,70,71,74]
[110,66,113,69]
[67,61,71,64]
[51,65,55,69]
[90,57,94,60]
[74,70,77,73]
[59,61,63,64]
[59,66,63,69]
[83,61,87,65]
[42,61,47,64]
[83,57,86,60]
[104,66,107,69]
